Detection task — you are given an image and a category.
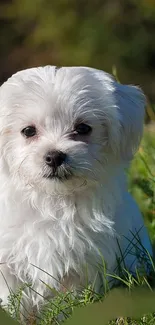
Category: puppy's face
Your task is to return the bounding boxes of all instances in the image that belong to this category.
[0,66,145,194]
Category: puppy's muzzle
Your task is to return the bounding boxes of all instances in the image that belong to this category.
[43,151,73,181]
[45,150,66,173]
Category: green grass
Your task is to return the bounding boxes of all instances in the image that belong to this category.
[128,129,155,242]
[6,128,155,325]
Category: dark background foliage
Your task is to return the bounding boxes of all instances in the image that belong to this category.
[0,0,155,106]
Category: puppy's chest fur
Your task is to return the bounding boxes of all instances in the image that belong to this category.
[0,186,119,295]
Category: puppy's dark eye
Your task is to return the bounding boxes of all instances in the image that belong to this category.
[75,123,92,135]
[21,126,36,138]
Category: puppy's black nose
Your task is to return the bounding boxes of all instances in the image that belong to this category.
[45,151,66,169]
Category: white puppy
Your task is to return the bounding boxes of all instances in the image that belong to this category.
[0,66,152,312]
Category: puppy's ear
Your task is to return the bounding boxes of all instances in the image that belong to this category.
[114,82,146,161]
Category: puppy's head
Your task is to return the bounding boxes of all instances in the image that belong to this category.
[0,66,145,194]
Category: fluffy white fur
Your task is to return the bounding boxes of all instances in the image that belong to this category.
[0,66,152,313]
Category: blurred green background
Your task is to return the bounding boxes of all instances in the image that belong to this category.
[0,0,155,106]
